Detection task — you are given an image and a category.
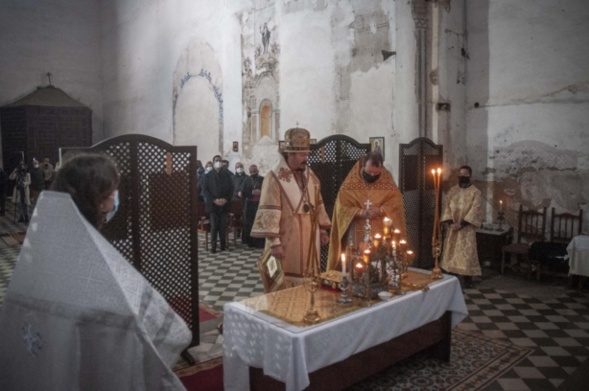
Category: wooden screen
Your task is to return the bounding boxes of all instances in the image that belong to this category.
[309,135,371,271]
[399,137,443,269]
[62,134,200,347]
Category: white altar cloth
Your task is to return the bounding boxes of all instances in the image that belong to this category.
[223,271,468,391]
[568,234,589,277]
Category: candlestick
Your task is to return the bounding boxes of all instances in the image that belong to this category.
[383,217,392,228]
[337,253,352,305]
[431,167,443,280]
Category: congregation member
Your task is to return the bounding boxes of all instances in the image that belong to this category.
[251,127,331,285]
[41,157,54,189]
[202,155,234,253]
[222,159,233,177]
[240,164,265,248]
[327,151,407,271]
[0,153,190,390]
[440,165,483,288]
[232,161,248,200]
[29,158,44,204]
[9,162,31,223]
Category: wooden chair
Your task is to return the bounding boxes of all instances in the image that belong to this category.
[535,208,583,281]
[196,201,211,251]
[228,198,243,246]
[501,205,547,276]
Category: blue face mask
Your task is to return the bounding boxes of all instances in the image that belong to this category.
[105,190,119,222]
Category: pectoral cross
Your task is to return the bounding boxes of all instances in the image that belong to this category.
[364,199,372,211]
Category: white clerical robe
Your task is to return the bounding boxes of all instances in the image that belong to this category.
[0,191,191,390]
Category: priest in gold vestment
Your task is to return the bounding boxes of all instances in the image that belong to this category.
[251,128,331,285]
[440,165,483,288]
[327,152,407,271]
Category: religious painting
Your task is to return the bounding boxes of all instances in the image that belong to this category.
[369,137,385,159]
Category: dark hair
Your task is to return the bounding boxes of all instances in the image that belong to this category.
[459,165,472,176]
[364,151,384,167]
[51,153,120,228]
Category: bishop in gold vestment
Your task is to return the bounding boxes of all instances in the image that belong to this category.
[327,153,407,271]
[251,128,331,284]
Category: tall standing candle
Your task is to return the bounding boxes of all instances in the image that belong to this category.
[341,253,347,276]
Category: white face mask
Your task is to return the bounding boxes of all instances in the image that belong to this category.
[214,161,222,169]
[205,167,212,173]
[105,190,119,222]
[236,167,243,174]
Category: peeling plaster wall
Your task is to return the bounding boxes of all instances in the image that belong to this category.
[465,0,589,228]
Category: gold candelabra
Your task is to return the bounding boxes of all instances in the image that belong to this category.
[431,167,443,280]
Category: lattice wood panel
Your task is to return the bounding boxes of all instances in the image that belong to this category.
[62,135,200,347]
[399,137,443,269]
[309,135,371,271]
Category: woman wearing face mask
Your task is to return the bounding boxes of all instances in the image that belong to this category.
[0,152,191,390]
[439,165,483,289]
[51,153,120,228]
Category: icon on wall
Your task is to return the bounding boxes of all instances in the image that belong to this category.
[369,137,384,159]
[232,141,239,152]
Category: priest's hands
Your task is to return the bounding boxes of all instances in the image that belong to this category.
[358,206,381,219]
[271,245,285,260]
[320,229,329,246]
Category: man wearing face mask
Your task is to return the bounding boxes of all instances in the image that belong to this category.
[232,162,248,200]
[440,165,483,288]
[202,156,234,253]
[241,164,265,248]
[327,151,407,271]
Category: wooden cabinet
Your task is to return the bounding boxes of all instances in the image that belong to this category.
[476,228,513,270]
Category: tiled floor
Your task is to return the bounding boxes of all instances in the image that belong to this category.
[1,204,588,390]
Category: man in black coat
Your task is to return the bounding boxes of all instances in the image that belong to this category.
[202,156,234,253]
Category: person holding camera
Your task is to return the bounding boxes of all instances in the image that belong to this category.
[9,163,31,223]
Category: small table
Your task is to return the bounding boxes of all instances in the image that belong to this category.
[476,227,512,270]
[568,234,589,281]
[223,270,467,391]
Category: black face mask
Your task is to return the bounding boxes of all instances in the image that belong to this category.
[362,171,380,184]
[458,176,471,187]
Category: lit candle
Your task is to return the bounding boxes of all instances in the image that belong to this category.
[363,249,371,264]
[383,226,389,236]
[499,200,503,211]
[373,233,381,249]
[406,250,414,265]
[383,217,392,228]
[341,253,346,276]
[399,239,407,251]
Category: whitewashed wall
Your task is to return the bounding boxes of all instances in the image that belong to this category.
[464,0,589,227]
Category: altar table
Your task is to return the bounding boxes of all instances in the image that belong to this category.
[223,271,468,391]
[568,234,589,277]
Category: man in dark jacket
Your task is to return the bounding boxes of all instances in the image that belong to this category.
[202,156,234,253]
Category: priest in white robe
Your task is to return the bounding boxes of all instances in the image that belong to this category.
[0,154,190,390]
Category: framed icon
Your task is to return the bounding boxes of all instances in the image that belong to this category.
[232,141,239,152]
[369,137,385,159]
